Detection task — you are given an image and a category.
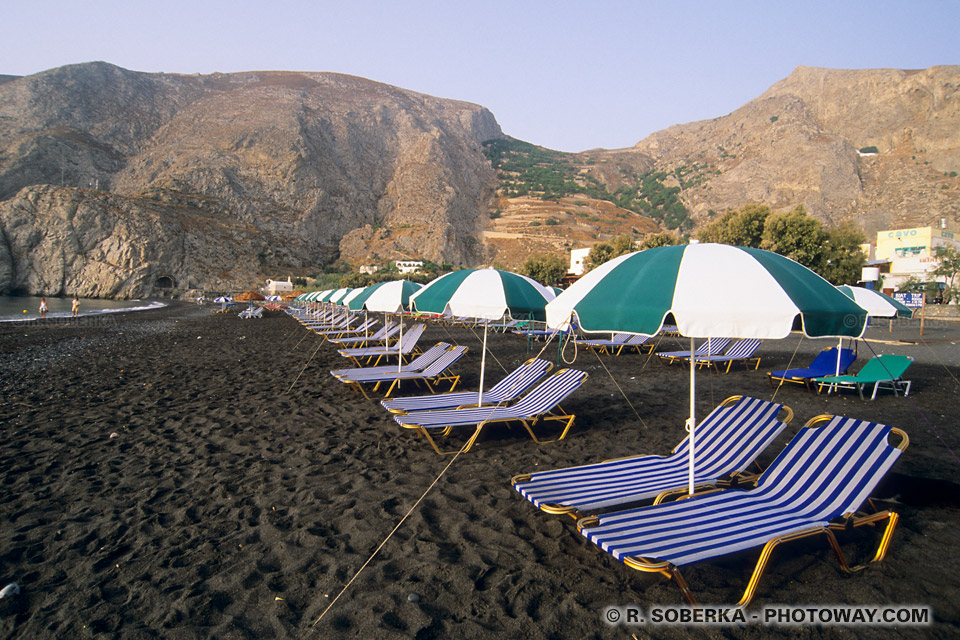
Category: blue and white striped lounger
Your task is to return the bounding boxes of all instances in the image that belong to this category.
[380,358,553,414]
[330,342,452,379]
[394,368,588,454]
[338,324,426,366]
[512,395,792,517]
[694,338,763,373]
[334,345,468,399]
[329,322,401,347]
[656,337,731,364]
[577,415,908,607]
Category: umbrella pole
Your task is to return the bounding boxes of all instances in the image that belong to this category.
[478,321,488,406]
[688,336,696,495]
[398,314,404,373]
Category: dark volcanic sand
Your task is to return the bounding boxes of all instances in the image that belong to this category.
[0,304,958,639]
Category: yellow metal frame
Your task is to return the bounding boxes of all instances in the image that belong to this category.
[404,406,577,455]
[577,422,908,607]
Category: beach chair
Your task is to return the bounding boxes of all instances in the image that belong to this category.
[694,338,763,373]
[338,323,426,366]
[381,358,553,414]
[333,344,468,399]
[577,415,908,607]
[328,322,401,347]
[574,333,631,354]
[330,342,452,378]
[313,317,377,340]
[394,368,588,454]
[813,354,914,400]
[767,346,856,390]
[656,337,731,365]
[512,396,793,518]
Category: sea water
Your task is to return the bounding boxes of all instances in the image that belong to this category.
[0,296,165,322]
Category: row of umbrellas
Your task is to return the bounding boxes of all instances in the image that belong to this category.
[292,244,913,490]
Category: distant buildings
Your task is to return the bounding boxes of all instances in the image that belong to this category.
[569,248,591,276]
[395,260,424,274]
[359,265,380,275]
[867,220,959,293]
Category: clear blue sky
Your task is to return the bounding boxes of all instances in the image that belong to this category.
[3,1,957,152]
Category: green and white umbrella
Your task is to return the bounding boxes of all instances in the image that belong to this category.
[546,243,869,494]
[837,285,913,319]
[347,280,423,313]
[411,268,556,405]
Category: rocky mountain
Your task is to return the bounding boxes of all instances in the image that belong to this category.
[1,62,957,296]
[0,62,501,297]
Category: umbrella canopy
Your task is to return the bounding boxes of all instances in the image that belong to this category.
[348,280,423,312]
[546,244,868,339]
[410,268,555,321]
[341,287,367,308]
[283,290,305,301]
[328,288,353,305]
[264,295,283,302]
[411,268,555,406]
[317,289,336,303]
[545,243,870,495]
[213,296,232,303]
[837,285,913,319]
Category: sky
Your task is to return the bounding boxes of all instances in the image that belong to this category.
[3,1,958,152]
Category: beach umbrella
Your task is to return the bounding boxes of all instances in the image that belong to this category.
[213,296,232,303]
[411,268,556,406]
[347,280,423,312]
[837,285,913,319]
[549,286,563,296]
[341,287,367,308]
[348,280,425,371]
[545,243,868,494]
[265,295,283,302]
[329,288,353,305]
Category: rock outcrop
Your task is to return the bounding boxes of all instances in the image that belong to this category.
[0,63,502,296]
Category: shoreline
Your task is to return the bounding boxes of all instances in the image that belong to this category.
[0,304,958,638]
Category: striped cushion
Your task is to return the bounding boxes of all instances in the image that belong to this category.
[696,338,762,363]
[381,358,552,413]
[337,346,467,383]
[395,369,587,430]
[657,337,731,359]
[338,324,425,358]
[515,396,787,510]
[582,417,901,566]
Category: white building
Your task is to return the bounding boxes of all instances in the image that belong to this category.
[265,278,293,295]
[359,265,380,275]
[872,221,959,293]
[395,260,424,274]
[569,248,591,276]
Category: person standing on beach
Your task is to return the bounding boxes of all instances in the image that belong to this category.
[39,298,47,318]
[72,297,79,317]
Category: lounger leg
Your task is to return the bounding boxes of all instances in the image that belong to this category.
[825,511,899,572]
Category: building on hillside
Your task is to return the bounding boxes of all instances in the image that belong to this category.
[359,265,380,275]
[265,277,293,295]
[871,220,959,294]
[395,260,424,274]
[569,248,591,276]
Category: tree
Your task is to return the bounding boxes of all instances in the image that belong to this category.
[639,232,680,250]
[760,206,828,272]
[932,246,960,303]
[520,253,568,286]
[697,204,771,247]
[819,221,867,285]
[586,234,635,270]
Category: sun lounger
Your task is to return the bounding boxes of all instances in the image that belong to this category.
[328,322,401,347]
[574,333,631,354]
[767,347,856,390]
[578,415,908,606]
[813,354,914,400]
[512,395,793,518]
[381,358,554,414]
[330,342,452,378]
[394,368,588,454]
[338,323,426,366]
[656,337,731,365]
[694,338,763,373]
[334,344,468,399]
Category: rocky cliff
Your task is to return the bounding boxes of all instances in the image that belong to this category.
[0,63,502,297]
[621,65,960,231]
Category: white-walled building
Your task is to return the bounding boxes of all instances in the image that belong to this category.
[569,248,591,276]
[872,221,959,293]
[265,278,293,295]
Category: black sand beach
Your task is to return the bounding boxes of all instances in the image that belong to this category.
[1,303,959,639]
